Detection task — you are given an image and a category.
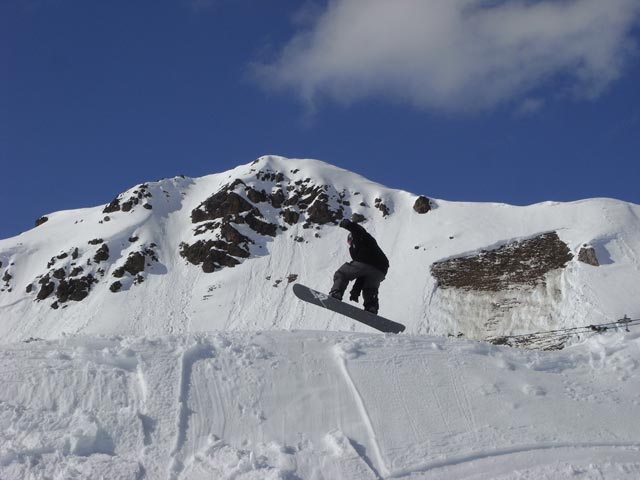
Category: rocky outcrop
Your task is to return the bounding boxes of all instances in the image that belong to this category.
[103,184,153,214]
[181,169,350,273]
[25,240,160,306]
[191,185,255,223]
[374,198,390,217]
[1,268,12,292]
[578,245,599,266]
[430,232,576,349]
[93,244,110,263]
[35,216,49,227]
[413,196,432,214]
[56,275,96,303]
[180,240,241,273]
[36,277,55,301]
[111,246,160,287]
[431,232,573,291]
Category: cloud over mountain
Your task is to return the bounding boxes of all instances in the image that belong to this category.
[254,0,640,113]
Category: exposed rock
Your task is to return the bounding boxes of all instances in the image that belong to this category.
[110,281,122,293]
[296,184,324,210]
[269,190,286,208]
[256,170,285,183]
[93,244,110,263]
[183,171,354,274]
[122,252,146,276]
[245,214,277,237]
[578,245,599,266]
[56,275,96,303]
[52,268,66,280]
[280,210,300,226]
[37,281,55,301]
[88,238,104,245]
[70,266,84,277]
[306,197,344,225]
[220,224,252,249]
[246,187,268,203]
[374,198,390,217]
[413,196,432,214]
[103,198,121,214]
[111,247,159,282]
[103,184,152,214]
[35,216,49,227]
[180,241,240,273]
[488,333,572,351]
[431,232,573,291]
[192,190,255,223]
[194,221,220,236]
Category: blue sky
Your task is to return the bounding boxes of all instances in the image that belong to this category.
[2,0,639,240]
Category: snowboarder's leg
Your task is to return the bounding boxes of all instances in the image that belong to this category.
[362,268,386,314]
[349,277,365,302]
[330,262,365,300]
[362,289,379,314]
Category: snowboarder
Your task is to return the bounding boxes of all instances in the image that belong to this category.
[329,218,389,315]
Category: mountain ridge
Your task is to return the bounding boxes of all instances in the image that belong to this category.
[1,155,639,345]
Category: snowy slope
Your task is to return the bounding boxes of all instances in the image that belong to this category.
[1,331,639,479]
[1,156,640,479]
[1,155,639,342]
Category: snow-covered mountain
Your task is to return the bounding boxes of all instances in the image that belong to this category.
[1,155,639,344]
[2,156,640,479]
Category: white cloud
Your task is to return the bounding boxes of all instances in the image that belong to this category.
[253,0,640,113]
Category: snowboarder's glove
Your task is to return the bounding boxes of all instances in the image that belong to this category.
[339,219,351,229]
[349,290,360,302]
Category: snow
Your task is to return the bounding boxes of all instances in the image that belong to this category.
[1,156,639,342]
[1,155,640,478]
[1,330,639,479]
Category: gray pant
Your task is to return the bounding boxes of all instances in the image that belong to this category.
[330,261,386,313]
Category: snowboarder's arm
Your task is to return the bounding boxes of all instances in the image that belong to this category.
[338,219,370,243]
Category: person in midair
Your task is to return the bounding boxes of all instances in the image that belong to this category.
[329,218,389,314]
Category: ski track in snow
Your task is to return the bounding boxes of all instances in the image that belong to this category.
[392,443,640,479]
[0,330,639,479]
[169,339,216,479]
[336,344,389,478]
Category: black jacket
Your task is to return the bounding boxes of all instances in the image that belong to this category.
[340,219,389,275]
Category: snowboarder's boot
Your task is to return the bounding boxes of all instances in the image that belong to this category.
[329,289,344,301]
[362,288,379,315]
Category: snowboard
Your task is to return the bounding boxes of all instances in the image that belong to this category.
[293,283,406,334]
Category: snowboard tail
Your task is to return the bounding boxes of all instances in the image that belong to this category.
[293,283,405,334]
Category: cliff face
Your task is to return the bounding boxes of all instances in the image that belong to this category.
[431,232,574,291]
